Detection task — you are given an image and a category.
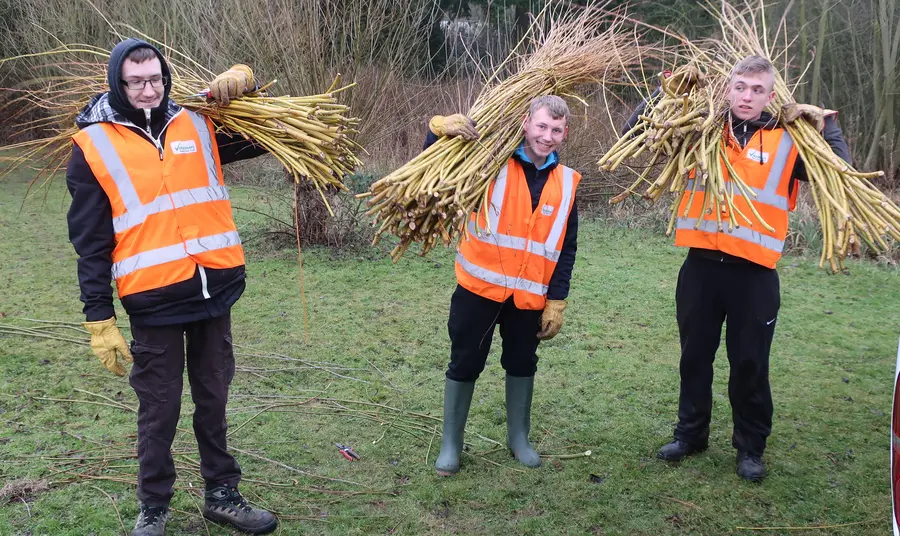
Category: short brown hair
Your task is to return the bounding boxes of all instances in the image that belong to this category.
[528,95,570,123]
[731,55,775,79]
[125,47,158,63]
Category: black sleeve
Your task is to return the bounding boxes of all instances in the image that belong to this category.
[215,131,269,165]
[423,128,439,151]
[791,115,851,183]
[547,198,578,301]
[66,143,116,322]
[822,115,851,165]
[622,87,661,135]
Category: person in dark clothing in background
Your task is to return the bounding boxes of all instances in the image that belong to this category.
[623,56,851,482]
[67,38,277,535]
[426,96,581,476]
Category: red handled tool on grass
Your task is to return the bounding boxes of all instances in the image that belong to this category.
[336,443,360,461]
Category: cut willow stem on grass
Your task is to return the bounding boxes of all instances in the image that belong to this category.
[733,519,880,531]
[602,0,894,272]
[361,2,645,261]
[90,485,126,535]
[538,450,592,459]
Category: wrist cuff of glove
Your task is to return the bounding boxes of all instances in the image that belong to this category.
[428,115,446,135]
[83,317,118,334]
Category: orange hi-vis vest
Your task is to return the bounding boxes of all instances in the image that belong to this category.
[456,158,580,310]
[674,125,799,269]
[73,110,244,298]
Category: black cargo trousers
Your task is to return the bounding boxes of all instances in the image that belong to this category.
[673,249,780,457]
[129,312,240,507]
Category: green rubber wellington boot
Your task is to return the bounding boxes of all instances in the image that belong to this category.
[434,379,476,476]
[506,374,541,468]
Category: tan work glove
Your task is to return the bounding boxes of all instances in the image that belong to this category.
[83,317,133,376]
[780,103,835,132]
[209,64,254,106]
[429,114,479,141]
[536,300,567,340]
[664,65,705,96]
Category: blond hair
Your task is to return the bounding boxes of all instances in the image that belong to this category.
[731,55,775,80]
[528,95,570,123]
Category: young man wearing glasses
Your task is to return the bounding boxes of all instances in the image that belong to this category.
[66,38,276,535]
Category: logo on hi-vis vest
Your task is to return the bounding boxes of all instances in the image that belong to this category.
[541,204,555,216]
[170,140,198,154]
[746,149,769,164]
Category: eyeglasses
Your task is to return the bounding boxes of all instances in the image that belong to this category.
[121,76,168,90]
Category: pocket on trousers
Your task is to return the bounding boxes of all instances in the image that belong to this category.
[129,341,173,404]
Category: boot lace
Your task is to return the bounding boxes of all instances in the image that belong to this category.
[137,506,167,527]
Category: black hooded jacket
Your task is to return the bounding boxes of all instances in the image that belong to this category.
[66,38,268,326]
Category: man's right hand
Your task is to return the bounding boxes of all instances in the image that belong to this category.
[209,64,254,106]
[429,114,479,141]
[83,317,133,376]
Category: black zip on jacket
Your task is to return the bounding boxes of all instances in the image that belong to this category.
[66,39,268,326]
[423,130,578,301]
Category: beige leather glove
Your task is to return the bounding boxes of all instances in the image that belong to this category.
[664,65,705,95]
[429,114,479,141]
[209,64,254,106]
[780,103,835,132]
[83,317,133,376]
[536,300,567,340]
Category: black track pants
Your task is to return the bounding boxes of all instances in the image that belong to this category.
[446,285,543,382]
[673,251,780,456]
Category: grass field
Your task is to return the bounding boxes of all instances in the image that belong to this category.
[0,172,897,535]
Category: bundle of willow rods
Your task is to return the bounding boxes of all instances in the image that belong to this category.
[602,0,893,272]
[361,4,643,261]
[0,40,361,212]
[602,70,776,237]
[708,0,894,272]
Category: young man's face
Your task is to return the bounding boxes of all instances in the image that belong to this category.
[121,57,164,109]
[728,71,775,121]
[522,106,568,163]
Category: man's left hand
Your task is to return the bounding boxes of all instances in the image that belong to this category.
[780,103,835,132]
[536,300,567,340]
[209,64,254,106]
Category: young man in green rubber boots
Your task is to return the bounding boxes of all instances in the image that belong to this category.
[423,96,581,475]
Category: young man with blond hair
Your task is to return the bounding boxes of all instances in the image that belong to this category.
[426,95,581,475]
[625,55,850,481]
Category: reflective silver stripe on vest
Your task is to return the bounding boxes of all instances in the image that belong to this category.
[82,124,142,213]
[675,218,785,253]
[684,131,795,211]
[111,230,241,279]
[465,164,575,263]
[185,111,221,188]
[465,220,561,262]
[764,130,795,194]
[486,164,509,235]
[544,166,575,250]
[456,253,548,297]
[112,185,230,233]
[85,115,227,234]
